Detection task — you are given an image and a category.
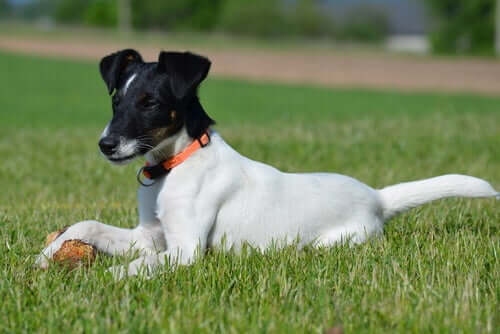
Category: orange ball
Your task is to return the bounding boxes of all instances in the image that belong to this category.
[45,228,97,269]
[52,240,97,268]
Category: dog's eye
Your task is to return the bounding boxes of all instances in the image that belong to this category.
[137,94,158,110]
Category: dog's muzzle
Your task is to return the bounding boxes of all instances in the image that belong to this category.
[99,136,119,156]
[99,136,138,164]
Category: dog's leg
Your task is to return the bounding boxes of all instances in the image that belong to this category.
[107,244,200,280]
[108,211,215,279]
[314,215,384,247]
[106,184,222,279]
[35,221,165,268]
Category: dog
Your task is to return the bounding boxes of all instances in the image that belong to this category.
[36,49,499,278]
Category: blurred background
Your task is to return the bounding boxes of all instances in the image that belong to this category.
[1,0,500,96]
[0,0,499,55]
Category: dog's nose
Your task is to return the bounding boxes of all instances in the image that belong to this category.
[99,137,119,155]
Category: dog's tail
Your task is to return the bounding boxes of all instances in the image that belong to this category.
[378,174,498,221]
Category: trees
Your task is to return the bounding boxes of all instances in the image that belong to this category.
[218,0,289,37]
[426,0,495,54]
[131,0,222,31]
[0,0,10,17]
[13,0,388,43]
[54,0,88,24]
[496,0,500,54]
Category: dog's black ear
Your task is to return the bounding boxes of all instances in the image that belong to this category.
[157,51,211,100]
[157,51,214,139]
[99,49,143,94]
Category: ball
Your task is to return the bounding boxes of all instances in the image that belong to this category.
[45,228,97,269]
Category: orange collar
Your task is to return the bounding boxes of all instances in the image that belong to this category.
[138,132,210,185]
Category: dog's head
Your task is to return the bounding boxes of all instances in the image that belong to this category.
[98,49,214,164]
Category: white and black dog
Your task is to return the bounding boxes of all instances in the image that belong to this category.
[36,49,499,278]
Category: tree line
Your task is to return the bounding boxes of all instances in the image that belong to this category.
[4,0,390,43]
[1,0,497,54]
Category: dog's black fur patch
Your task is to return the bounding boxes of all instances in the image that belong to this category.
[100,49,143,95]
[98,49,215,157]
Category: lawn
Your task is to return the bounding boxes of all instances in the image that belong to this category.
[0,51,498,333]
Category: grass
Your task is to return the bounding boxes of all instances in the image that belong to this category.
[0,51,499,333]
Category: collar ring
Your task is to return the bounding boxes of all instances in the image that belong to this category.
[136,166,156,187]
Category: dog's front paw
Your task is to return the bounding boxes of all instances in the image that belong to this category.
[34,242,61,269]
[34,253,50,269]
[35,228,70,269]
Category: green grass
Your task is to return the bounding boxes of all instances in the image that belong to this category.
[0,51,498,333]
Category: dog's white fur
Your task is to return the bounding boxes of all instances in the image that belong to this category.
[99,122,138,164]
[123,73,137,95]
[36,126,499,278]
